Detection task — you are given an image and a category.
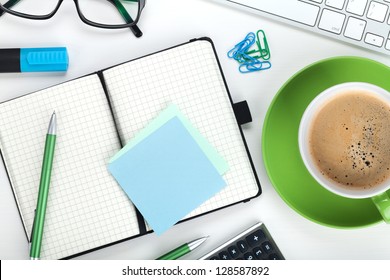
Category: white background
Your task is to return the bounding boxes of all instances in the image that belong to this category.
[1,0,390,260]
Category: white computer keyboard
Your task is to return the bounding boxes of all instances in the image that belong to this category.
[214,0,390,55]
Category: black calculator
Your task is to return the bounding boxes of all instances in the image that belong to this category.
[199,222,284,260]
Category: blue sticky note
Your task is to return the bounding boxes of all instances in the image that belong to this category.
[108,117,226,235]
[109,104,229,176]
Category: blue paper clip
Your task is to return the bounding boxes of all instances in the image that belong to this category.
[239,61,272,74]
[227,32,256,63]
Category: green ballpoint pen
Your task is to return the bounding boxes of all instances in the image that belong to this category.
[156,237,208,260]
[29,111,57,260]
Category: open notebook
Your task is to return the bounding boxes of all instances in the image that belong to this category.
[0,38,261,259]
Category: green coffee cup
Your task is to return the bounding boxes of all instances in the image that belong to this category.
[298,82,390,223]
[262,57,390,228]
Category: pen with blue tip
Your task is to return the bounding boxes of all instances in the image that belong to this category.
[30,112,57,260]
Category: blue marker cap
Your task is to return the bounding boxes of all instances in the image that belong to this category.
[20,47,69,72]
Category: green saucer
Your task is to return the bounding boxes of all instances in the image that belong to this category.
[262,57,390,228]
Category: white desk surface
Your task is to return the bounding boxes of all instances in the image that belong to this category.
[1,0,390,260]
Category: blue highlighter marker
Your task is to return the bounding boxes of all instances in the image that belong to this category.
[0,47,68,73]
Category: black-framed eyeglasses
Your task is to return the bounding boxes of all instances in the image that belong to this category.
[0,0,146,37]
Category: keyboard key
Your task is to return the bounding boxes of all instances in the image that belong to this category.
[346,0,368,16]
[253,247,265,259]
[245,229,265,246]
[385,39,390,50]
[365,33,384,47]
[237,240,249,253]
[262,241,273,253]
[325,0,346,9]
[243,252,255,260]
[319,9,346,34]
[344,17,366,40]
[310,0,323,3]
[228,245,240,258]
[219,251,231,260]
[367,1,388,22]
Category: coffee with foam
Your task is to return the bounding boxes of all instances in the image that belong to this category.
[309,90,390,190]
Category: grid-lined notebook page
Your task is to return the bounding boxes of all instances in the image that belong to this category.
[0,75,140,259]
[103,40,259,221]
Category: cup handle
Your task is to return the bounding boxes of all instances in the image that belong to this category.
[372,192,390,223]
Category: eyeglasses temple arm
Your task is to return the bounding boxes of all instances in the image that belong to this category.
[0,0,22,17]
[111,0,143,37]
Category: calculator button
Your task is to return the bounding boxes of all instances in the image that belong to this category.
[228,245,240,258]
[243,252,255,260]
[253,247,265,259]
[219,251,231,260]
[236,240,249,253]
[268,253,281,260]
[245,230,265,246]
[262,241,273,253]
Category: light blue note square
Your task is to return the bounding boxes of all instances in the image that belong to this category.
[108,117,226,235]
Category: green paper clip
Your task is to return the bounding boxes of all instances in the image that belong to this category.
[246,30,271,60]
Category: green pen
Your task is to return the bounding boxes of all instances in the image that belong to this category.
[29,111,57,260]
[156,237,208,260]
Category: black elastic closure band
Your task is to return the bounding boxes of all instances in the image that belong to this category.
[233,101,252,125]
